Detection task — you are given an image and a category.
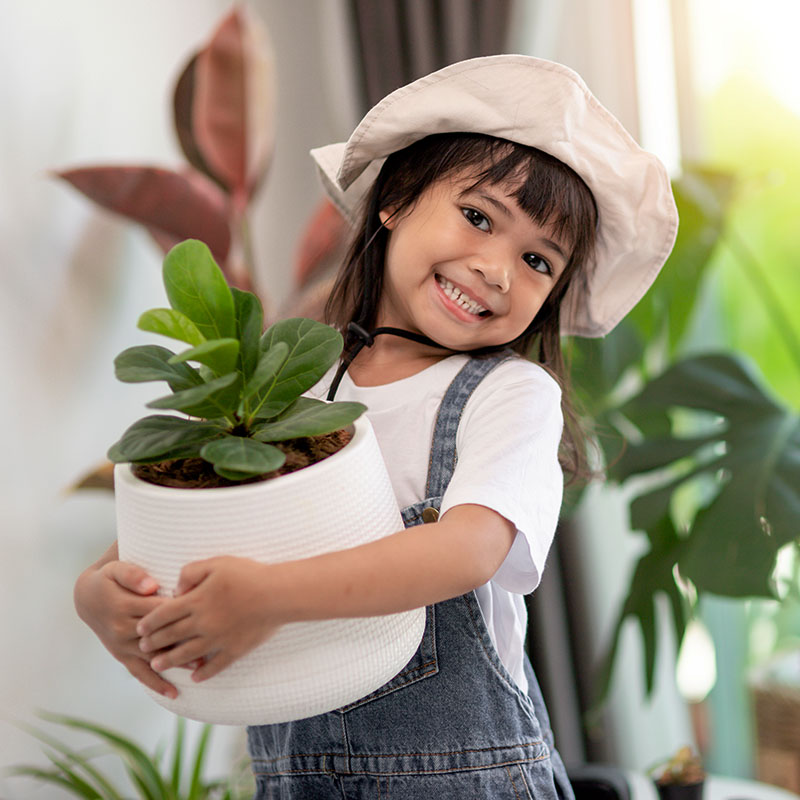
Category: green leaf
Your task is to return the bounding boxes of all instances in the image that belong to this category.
[592,516,689,705]
[253,397,365,442]
[169,717,184,795]
[200,436,285,478]
[6,765,94,797]
[232,288,264,380]
[40,752,103,799]
[627,167,736,350]
[187,725,213,800]
[242,342,289,403]
[114,345,202,391]
[169,338,240,377]
[253,318,342,414]
[614,352,800,598]
[109,415,226,463]
[36,712,169,800]
[147,372,239,419]
[137,308,206,347]
[163,239,236,340]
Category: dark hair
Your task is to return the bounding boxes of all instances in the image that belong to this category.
[325,133,598,481]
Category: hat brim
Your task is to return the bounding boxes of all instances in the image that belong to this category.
[311,55,678,338]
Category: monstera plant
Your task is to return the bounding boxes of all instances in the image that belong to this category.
[568,167,800,701]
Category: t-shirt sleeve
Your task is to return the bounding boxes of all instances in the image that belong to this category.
[439,360,564,594]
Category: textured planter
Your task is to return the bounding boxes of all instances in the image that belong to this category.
[115,416,425,725]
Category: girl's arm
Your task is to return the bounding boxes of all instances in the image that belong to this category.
[74,542,178,698]
[137,503,515,681]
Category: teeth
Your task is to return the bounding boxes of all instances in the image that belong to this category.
[437,276,488,315]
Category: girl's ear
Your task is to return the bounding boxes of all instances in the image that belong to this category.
[379,207,398,229]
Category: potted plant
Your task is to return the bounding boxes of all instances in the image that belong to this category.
[650,746,706,800]
[109,238,425,725]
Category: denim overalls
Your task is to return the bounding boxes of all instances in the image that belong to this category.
[247,356,574,799]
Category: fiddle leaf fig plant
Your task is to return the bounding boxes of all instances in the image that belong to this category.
[108,239,365,482]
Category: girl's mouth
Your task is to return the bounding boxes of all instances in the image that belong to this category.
[435,275,492,318]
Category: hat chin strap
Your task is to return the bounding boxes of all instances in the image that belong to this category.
[326,322,513,400]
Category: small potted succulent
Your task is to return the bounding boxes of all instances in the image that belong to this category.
[109,239,425,725]
[650,746,706,800]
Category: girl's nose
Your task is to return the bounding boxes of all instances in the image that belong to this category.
[472,260,511,292]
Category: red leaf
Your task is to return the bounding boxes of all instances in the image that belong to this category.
[173,52,225,188]
[56,166,231,264]
[293,199,349,287]
[193,5,276,201]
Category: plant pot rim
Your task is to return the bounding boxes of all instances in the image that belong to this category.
[116,420,362,497]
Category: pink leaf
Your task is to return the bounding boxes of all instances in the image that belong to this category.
[173,53,225,188]
[192,5,276,202]
[293,199,349,287]
[56,166,231,264]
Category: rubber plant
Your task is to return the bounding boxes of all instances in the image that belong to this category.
[108,238,365,484]
[7,711,253,799]
[55,5,274,294]
[567,167,800,703]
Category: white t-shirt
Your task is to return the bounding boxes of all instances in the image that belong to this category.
[310,354,564,692]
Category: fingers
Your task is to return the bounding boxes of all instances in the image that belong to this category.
[137,597,191,638]
[139,616,196,654]
[123,655,178,699]
[191,650,234,682]
[105,561,159,595]
[175,559,215,596]
[150,638,209,673]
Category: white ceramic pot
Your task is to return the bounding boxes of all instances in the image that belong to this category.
[114,416,425,725]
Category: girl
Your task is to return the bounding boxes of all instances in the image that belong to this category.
[75,55,678,798]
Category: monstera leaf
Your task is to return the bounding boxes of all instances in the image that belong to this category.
[596,352,800,699]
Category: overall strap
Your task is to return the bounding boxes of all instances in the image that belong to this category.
[399,353,512,529]
[424,354,512,501]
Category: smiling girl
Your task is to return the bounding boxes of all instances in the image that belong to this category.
[75,56,678,799]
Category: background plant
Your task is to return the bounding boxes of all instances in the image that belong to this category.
[567,167,800,703]
[7,712,253,800]
[110,239,365,482]
[55,5,274,295]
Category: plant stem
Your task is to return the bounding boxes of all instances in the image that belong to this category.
[722,229,800,379]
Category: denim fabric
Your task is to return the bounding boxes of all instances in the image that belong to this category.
[247,356,575,800]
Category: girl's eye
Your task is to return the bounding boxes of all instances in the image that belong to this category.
[524,253,552,275]
[462,207,490,232]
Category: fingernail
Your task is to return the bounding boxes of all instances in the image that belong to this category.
[163,687,177,699]
[151,657,164,672]
[136,622,145,636]
[139,578,158,593]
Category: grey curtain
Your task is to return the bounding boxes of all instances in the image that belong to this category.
[347,0,514,111]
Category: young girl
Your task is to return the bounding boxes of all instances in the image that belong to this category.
[75,55,677,798]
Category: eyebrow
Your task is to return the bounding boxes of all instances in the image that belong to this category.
[464,189,569,261]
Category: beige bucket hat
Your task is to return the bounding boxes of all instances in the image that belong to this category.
[311,55,678,338]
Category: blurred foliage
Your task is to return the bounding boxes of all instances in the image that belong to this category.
[569,146,800,703]
[7,712,254,799]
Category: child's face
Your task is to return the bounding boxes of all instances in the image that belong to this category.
[377,173,569,352]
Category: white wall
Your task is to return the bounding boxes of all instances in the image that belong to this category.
[0,1,353,796]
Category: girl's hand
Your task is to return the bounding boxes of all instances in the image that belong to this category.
[136,556,278,683]
[74,547,178,699]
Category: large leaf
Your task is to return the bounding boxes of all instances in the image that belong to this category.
[593,516,690,706]
[109,415,225,463]
[163,240,236,340]
[169,338,240,377]
[56,166,231,265]
[173,53,225,189]
[242,342,289,404]
[192,6,276,199]
[611,353,800,604]
[137,308,206,347]
[252,318,342,417]
[232,287,264,380]
[253,397,365,442]
[200,436,285,479]
[114,345,202,391]
[146,372,239,419]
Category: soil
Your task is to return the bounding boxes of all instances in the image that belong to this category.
[131,428,353,489]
